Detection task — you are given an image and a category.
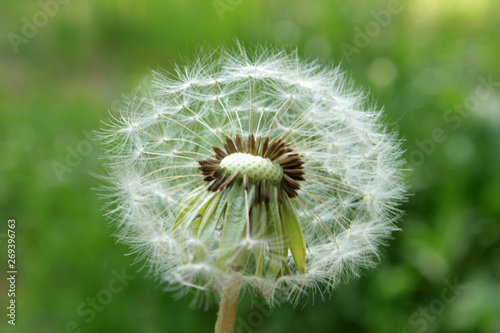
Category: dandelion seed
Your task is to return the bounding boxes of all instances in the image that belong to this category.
[97,42,406,332]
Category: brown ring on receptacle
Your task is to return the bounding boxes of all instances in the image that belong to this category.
[197,134,305,203]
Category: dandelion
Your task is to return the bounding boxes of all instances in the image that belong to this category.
[98,43,406,332]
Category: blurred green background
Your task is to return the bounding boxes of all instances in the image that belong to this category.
[1,0,499,332]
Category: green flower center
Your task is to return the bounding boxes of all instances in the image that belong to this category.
[220,152,283,184]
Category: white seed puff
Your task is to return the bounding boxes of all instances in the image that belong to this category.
[97,43,406,307]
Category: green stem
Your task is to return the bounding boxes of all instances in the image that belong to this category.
[215,249,247,333]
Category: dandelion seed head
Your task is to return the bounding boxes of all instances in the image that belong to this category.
[97,42,406,307]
